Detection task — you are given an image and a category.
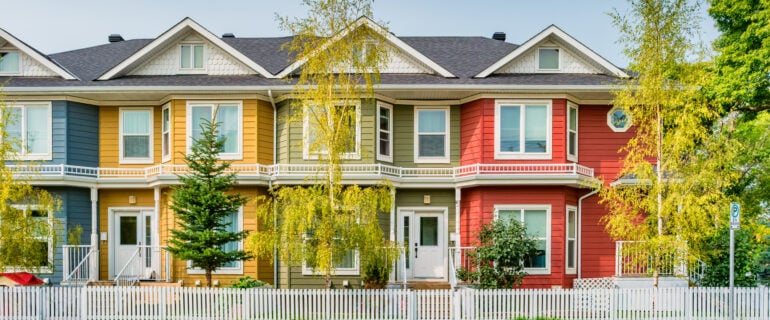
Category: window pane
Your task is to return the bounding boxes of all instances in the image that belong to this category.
[335,250,355,269]
[418,135,445,157]
[7,107,22,152]
[524,105,547,152]
[418,110,446,133]
[120,216,138,245]
[379,107,390,131]
[191,106,212,142]
[180,45,191,69]
[26,106,49,154]
[122,111,150,134]
[419,217,438,246]
[216,106,238,153]
[403,216,410,269]
[498,209,518,224]
[193,45,204,68]
[124,136,149,158]
[610,109,629,128]
[523,209,547,238]
[567,240,576,268]
[0,52,20,73]
[221,211,239,268]
[568,132,577,156]
[525,240,547,268]
[162,108,170,131]
[342,106,357,153]
[569,107,577,131]
[32,241,50,267]
[379,132,390,156]
[499,106,521,152]
[539,48,559,69]
[567,210,576,238]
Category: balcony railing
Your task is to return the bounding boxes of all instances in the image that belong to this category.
[9,163,594,181]
[615,240,688,278]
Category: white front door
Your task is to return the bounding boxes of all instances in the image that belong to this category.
[398,209,446,280]
[113,209,158,279]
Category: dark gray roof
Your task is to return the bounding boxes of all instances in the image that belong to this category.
[400,37,518,78]
[50,39,152,81]
[222,37,295,75]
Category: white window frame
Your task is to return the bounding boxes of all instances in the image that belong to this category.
[119,107,154,164]
[179,43,206,73]
[414,106,450,164]
[302,103,362,160]
[537,47,561,71]
[186,101,243,160]
[301,249,360,276]
[0,50,22,75]
[567,102,579,162]
[565,205,578,275]
[494,204,551,275]
[376,101,393,162]
[9,204,54,273]
[607,107,632,132]
[494,100,552,160]
[6,103,53,161]
[187,206,244,275]
[161,103,172,163]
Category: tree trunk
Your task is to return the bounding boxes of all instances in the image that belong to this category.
[206,270,212,288]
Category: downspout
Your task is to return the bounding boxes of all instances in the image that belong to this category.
[577,188,599,279]
[90,187,99,282]
[268,89,279,287]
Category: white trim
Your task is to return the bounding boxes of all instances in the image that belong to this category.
[414,106,450,164]
[536,47,561,72]
[7,102,53,161]
[119,107,154,164]
[0,28,77,79]
[566,102,578,162]
[97,18,273,80]
[565,205,577,275]
[607,107,631,132]
[9,204,54,273]
[302,103,362,160]
[187,206,245,275]
[161,103,172,163]
[185,101,243,160]
[276,16,455,78]
[108,207,156,279]
[396,206,449,281]
[177,43,207,74]
[0,50,21,75]
[494,100,552,160]
[493,204,552,275]
[475,25,629,78]
[376,101,393,162]
[301,250,360,276]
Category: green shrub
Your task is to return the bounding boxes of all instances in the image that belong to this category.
[229,276,266,289]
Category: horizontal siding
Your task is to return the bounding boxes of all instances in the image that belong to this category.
[66,101,99,167]
[50,101,67,165]
[257,99,275,164]
[393,105,461,168]
[99,106,162,168]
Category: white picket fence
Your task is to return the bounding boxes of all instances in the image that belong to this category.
[1,286,768,319]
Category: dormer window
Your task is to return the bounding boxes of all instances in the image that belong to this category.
[538,48,560,71]
[180,44,204,70]
[0,51,21,74]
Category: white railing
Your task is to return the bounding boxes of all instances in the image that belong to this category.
[62,245,95,286]
[114,247,142,287]
[448,246,477,288]
[615,241,688,278]
[1,286,769,319]
[114,245,172,286]
[8,162,594,181]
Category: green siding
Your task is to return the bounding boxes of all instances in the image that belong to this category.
[391,105,461,168]
[395,189,457,244]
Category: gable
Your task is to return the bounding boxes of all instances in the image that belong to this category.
[0,28,76,79]
[129,34,254,76]
[1,44,59,76]
[334,41,432,74]
[495,39,604,74]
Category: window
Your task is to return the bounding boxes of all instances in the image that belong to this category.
[302,234,359,275]
[567,102,578,162]
[161,104,171,162]
[495,205,551,274]
[303,103,361,160]
[377,102,393,162]
[186,102,242,160]
[119,108,153,164]
[180,44,204,70]
[495,100,551,160]
[538,48,560,70]
[607,107,631,132]
[6,103,52,160]
[0,51,20,74]
[414,107,450,163]
[566,206,577,274]
[8,205,53,272]
[188,207,244,274]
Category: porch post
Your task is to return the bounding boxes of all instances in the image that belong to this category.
[154,187,162,280]
[454,188,461,248]
[389,188,396,283]
[89,187,99,281]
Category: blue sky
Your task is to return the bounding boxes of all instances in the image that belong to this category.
[1,0,718,68]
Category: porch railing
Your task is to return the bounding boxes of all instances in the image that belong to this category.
[114,245,171,286]
[448,246,476,288]
[62,245,96,286]
[615,240,688,278]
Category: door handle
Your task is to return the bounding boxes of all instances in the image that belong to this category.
[414,242,418,258]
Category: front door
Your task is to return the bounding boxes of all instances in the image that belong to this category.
[398,209,445,280]
[113,209,157,279]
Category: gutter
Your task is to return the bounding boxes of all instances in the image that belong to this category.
[577,188,599,279]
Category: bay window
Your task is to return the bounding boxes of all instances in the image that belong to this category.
[567,102,578,161]
[495,100,551,160]
[161,104,171,162]
[6,103,52,160]
[414,107,449,163]
[186,102,242,160]
[566,205,577,274]
[303,103,361,160]
[377,102,393,162]
[496,205,551,274]
[120,108,153,164]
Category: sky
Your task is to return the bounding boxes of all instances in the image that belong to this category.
[0,0,719,68]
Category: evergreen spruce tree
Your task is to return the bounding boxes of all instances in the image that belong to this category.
[167,117,249,287]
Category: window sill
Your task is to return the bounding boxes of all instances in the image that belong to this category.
[494,152,552,160]
[414,157,450,164]
[187,267,243,275]
[377,155,393,163]
[301,268,360,276]
[119,158,154,165]
[16,154,53,161]
[524,268,550,275]
[303,153,362,161]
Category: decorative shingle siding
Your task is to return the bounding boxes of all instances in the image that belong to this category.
[130,41,254,76]
[20,52,58,77]
[497,41,601,74]
[340,45,431,74]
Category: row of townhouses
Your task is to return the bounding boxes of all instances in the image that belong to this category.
[0,17,638,288]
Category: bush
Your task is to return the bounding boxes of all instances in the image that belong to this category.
[229,276,266,289]
[361,244,399,289]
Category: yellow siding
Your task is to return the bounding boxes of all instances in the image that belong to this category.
[99,106,163,167]
[257,99,275,165]
[98,189,156,280]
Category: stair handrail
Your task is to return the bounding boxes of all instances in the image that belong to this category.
[114,247,142,286]
[62,247,96,286]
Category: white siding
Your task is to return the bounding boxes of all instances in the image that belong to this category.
[496,41,602,74]
[130,41,254,76]
[21,53,58,76]
[339,45,432,74]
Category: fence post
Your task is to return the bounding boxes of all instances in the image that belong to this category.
[452,289,460,320]
[609,287,617,320]
[37,287,45,320]
[79,286,87,320]
[409,290,417,320]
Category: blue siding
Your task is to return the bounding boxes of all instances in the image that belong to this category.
[65,101,99,167]
[50,101,67,165]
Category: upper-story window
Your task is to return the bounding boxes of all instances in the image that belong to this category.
[567,102,578,162]
[496,204,551,274]
[0,51,21,74]
[377,102,393,162]
[538,48,560,71]
[6,103,52,161]
[161,104,171,163]
[608,107,631,132]
[414,107,450,164]
[120,108,153,164]
[187,102,243,160]
[180,44,205,71]
[303,103,361,160]
[495,100,551,160]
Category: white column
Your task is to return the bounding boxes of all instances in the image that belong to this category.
[89,188,99,281]
[389,188,396,283]
[454,188,461,248]
[154,187,162,279]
